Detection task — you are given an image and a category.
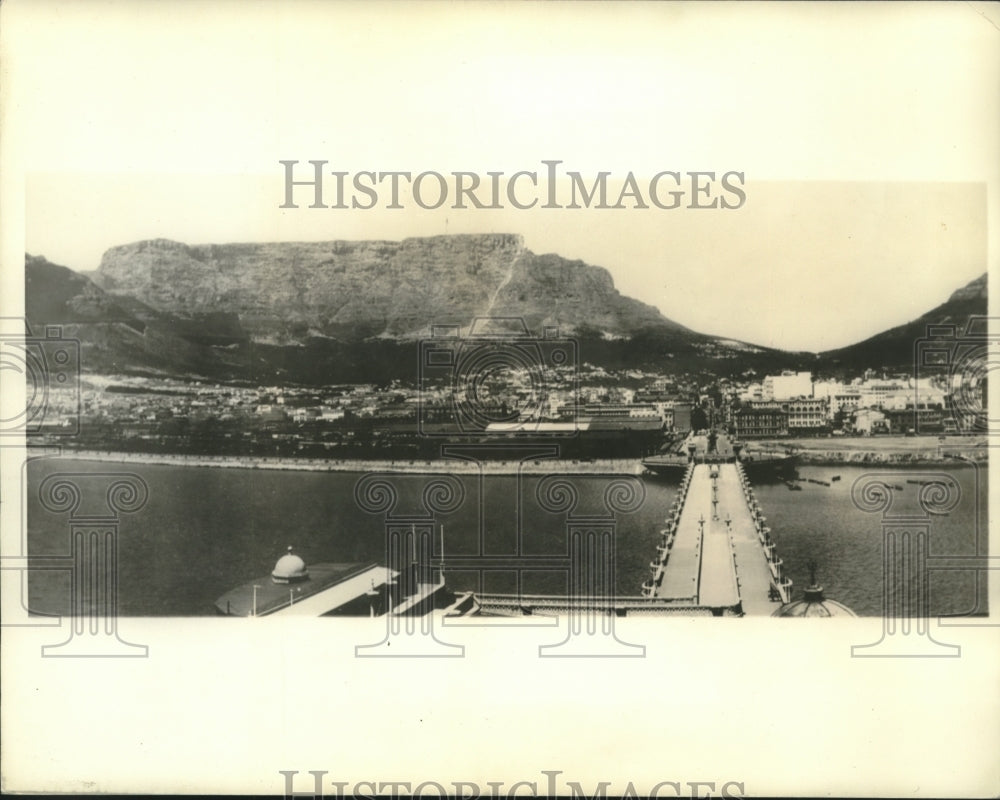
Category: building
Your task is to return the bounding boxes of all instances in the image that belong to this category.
[734,405,789,439]
[829,392,862,420]
[672,403,693,433]
[763,371,812,401]
[858,380,908,409]
[581,403,660,420]
[632,389,682,426]
[787,398,828,434]
[884,404,945,434]
[771,580,856,617]
[853,408,889,435]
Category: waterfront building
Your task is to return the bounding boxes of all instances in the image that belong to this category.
[734,405,789,438]
[884,404,945,434]
[811,379,844,399]
[633,390,683,428]
[582,403,659,420]
[787,398,828,434]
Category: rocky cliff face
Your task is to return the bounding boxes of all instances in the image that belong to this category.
[93,234,681,342]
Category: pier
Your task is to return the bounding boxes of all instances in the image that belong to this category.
[465,431,794,618]
[642,433,791,615]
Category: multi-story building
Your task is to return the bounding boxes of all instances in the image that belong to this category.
[884,404,945,434]
[787,398,828,433]
[763,371,812,401]
[829,392,862,420]
[582,403,660,420]
[858,380,908,409]
[672,403,693,433]
[734,404,789,438]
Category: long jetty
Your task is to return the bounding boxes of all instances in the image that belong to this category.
[467,432,794,618]
[642,433,792,615]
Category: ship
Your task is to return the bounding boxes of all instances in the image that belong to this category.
[642,431,798,479]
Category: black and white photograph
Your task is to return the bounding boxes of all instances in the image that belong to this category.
[2,2,997,797]
[16,179,991,624]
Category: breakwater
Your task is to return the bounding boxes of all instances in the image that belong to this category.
[47,449,646,475]
[789,448,987,466]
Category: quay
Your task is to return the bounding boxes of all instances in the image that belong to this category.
[642,432,792,615]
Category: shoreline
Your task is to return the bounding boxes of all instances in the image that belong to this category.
[37,444,986,474]
[789,450,987,466]
[40,449,647,475]
[749,434,989,467]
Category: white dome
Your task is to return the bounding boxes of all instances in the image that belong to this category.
[771,584,856,617]
[272,547,309,583]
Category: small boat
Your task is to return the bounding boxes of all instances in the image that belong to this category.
[830,475,841,482]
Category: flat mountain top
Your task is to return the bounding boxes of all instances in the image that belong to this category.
[29,239,983,383]
[93,234,685,343]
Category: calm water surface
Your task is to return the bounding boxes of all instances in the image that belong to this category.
[26,459,988,617]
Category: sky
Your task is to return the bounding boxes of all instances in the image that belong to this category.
[24,174,986,353]
[7,1,998,355]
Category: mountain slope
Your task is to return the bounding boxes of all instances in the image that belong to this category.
[25,255,248,378]
[92,234,688,342]
[818,273,987,370]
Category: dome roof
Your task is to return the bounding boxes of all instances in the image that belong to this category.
[272,547,309,583]
[771,584,856,617]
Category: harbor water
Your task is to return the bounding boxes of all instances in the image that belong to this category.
[25,457,988,617]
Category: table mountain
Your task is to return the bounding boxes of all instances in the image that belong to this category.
[27,236,819,383]
[91,234,682,343]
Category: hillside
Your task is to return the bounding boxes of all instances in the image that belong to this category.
[25,255,247,379]
[818,273,988,371]
[25,235,836,383]
[92,234,682,343]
